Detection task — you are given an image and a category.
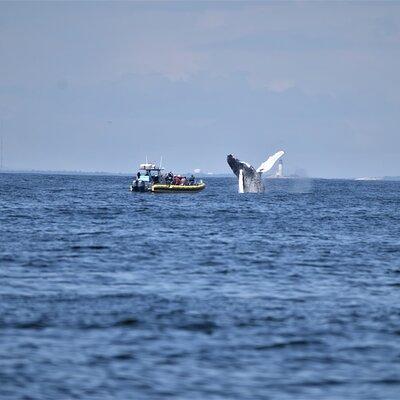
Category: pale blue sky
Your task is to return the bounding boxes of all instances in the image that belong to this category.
[1,1,400,177]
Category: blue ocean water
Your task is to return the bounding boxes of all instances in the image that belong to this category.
[1,173,400,400]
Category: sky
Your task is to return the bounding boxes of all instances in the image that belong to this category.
[0,1,400,178]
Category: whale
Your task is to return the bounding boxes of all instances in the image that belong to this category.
[227,151,285,193]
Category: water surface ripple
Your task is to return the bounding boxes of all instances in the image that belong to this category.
[1,174,400,399]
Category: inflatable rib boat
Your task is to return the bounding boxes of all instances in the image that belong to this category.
[130,159,205,193]
[151,182,206,193]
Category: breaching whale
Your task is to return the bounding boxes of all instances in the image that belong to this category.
[227,151,285,193]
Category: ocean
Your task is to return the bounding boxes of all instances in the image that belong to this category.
[1,173,399,399]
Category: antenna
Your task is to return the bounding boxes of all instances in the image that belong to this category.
[145,155,148,164]
[160,156,163,169]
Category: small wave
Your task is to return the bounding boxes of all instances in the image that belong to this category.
[70,245,109,250]
[369,378,400,385]
[75,231,109,236]
[0,255,15,262]
[179,321,217,335]
[113,352,135,360]
[254,339,323,350]
[198,259,225,267]
[295,379,347,387]
[11,318,48,330]
[89,352,135,365]
[114,317,140,327]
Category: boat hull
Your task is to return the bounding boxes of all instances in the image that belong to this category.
[130,182,150,192]
[151,183,205,193]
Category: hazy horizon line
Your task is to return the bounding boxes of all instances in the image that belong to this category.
[1,167,400,181]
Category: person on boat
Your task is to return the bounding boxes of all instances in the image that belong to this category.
[173,175,181,185]
[189,175,195,185]
[180,176,187,185]
[166,172,173,184]
[137,171,141,179]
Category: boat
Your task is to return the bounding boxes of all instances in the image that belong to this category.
[130,160,205,193]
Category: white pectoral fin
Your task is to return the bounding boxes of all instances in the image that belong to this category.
[256,150,285,173]
[238,169,244,193]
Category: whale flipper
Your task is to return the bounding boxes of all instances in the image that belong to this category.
[238,169,244,193]
[256,150,285,173]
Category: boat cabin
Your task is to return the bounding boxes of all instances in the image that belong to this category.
[137,163,163,181]
[131,161,164,191]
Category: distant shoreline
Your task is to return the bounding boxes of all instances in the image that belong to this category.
[0,169,231,177]
[0,169,132,176]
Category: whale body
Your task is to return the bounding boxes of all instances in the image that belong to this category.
[227,155,263,193]
[227,151,285,193]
